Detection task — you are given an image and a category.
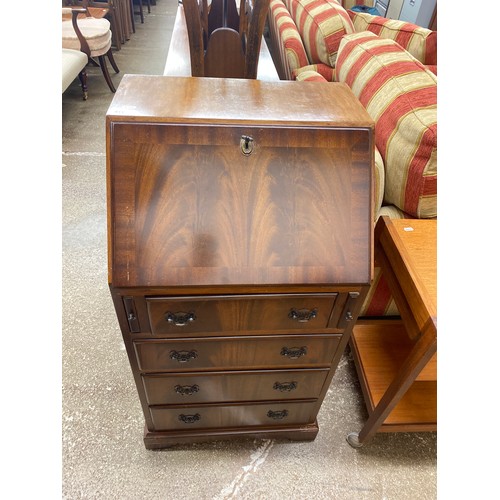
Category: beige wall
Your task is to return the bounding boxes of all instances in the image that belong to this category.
[387,0,404,19]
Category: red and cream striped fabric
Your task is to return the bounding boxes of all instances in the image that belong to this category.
[373,147,385,220]
[293,62,335,81]
[336,31,437,218]
[359,204,410,317]
[360,266,400,317]
[285,0,355,67]
[347,11,437,65]
[293,69,329,81]
[269,0,310,78]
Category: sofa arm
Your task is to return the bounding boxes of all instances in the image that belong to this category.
[268,0,310,80]
[285,0,355,68]
[347,10,437,65]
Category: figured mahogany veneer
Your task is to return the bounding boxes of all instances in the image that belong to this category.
[107,76,374,448]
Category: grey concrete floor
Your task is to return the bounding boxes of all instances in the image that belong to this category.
[62,1,437,498]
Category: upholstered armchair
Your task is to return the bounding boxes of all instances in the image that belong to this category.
[62,5,120,92]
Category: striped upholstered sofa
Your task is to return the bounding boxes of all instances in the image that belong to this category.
[267,0,437,316]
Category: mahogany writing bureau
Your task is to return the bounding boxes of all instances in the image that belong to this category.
[106,75,374,448]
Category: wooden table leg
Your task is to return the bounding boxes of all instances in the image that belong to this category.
[347,320,437,447]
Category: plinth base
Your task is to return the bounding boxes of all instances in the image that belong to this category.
[143,421,319,449]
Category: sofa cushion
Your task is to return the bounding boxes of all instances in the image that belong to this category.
[286,0,355,67]
[336,31,437,218]
[347,11,437,65]
[270,0,310,77]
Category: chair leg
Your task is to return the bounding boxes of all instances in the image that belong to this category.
[98,54,116,93]
[137,0,144,23]
[130,0,136,33]
[78,69,88,100]
[107,49,120,74]
[146,0,151,13]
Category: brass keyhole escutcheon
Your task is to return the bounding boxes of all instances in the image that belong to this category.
[240,135,254,155]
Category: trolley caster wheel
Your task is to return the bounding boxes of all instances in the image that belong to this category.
[346,432,363,448]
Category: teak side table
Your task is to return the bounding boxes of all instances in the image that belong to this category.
[347,216,437,447]
[106,75,374,449]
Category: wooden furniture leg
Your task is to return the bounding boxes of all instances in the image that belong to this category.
[134,0,144,23]
[98,54,116,92]
[78,69,88,100]
[107,49,120,73]
[129,0,136,32]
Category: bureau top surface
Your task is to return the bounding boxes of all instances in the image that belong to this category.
[107,76,374,289]
[106,75,374,128]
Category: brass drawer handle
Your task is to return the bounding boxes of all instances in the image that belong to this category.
[165,311,196,326]
[178,413,201,424]
[280,346,307,359]
[169,350,198,363]
[174,384,200,396]
[288,308,317,323]
[273,381,297,392]
[267,409,289,420]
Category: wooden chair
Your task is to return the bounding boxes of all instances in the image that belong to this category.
[92,0,127,49]
[132,0,151,24]
[63,0,124,50]
[183,0,271,78]
[62,6,120,92]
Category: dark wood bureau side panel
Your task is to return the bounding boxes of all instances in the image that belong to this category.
[149,401,318,431]
[146,294,337,335]
[142,368,330,405]
[134,335,341,372]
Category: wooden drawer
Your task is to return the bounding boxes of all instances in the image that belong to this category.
[134,335,340,372]
[149,401,318,431]
[146,294,338,336]
[142,368,330,405]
